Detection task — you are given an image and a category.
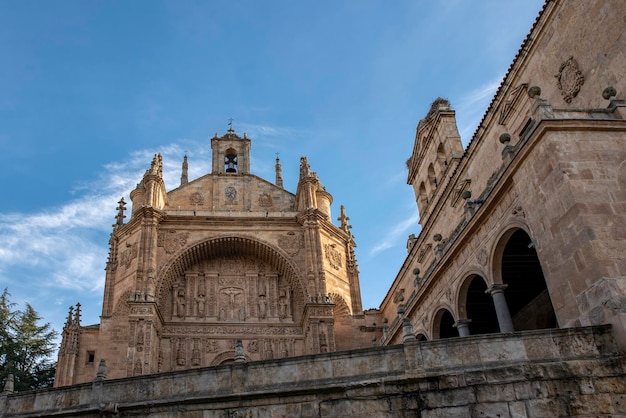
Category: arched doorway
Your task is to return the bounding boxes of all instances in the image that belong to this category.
[500,229,557,330]
[433,308,457,339]
[463,275,499,335]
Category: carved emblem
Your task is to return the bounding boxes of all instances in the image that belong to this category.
[555,56,584,103]
[417,243,432,263]
[119,242,138,269]
[324,243,343,270]
[477,248,488,266]
[247,340,259,353]
[158,230,189,254]
[189,192,204,206]
[393,288,405,304]
[278,232,303,256]
[205,340,218,353]
[512,205,526,218]
[258,192,273,207]
[225,186,237,201]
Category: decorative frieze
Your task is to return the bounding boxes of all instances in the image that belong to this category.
[163,325,302,336]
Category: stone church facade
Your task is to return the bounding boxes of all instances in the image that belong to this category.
[2,0,626,416]
[53,127,376,386]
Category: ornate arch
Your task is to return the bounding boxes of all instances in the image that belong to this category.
[155,235,306,315]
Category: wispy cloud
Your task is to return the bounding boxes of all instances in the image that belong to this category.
[0,140,211,295]
[455,75,503,145]
[368,210,419,256]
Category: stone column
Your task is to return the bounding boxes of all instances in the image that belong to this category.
[486,284,514,333]
[453,319,472,337]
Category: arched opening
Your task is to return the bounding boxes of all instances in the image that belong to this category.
[415,333,427,342]
[419,182,428,204]
[427,163,437,187]
[434,308,457,339]
[500,229,557,331]
[224,148,238,173]
[436,143,447,171]
[463,275,499,335]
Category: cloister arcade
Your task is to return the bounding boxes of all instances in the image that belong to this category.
[411,227,557,341]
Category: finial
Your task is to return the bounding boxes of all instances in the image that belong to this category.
[337,205,350,233]
[114,198,126,229]
[228,117,234,133]
[94,359,107,381]
[74,303,82,326]
[65,305,74,327]
[275,153,284,188]
[181,154,189,186]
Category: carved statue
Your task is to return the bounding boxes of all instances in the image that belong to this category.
[258,295,267,319]
[176,342,186,366]
[176,288,186,318]
[196,293,206,318]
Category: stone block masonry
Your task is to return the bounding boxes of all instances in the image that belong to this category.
[2,326,625,417]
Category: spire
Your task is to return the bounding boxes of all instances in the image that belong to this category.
[275,153,284,188]
[65,305,74,328]
[113,198,126,230]
[74,303,82,326]
[181,155,188,186]
[147,153,163,178]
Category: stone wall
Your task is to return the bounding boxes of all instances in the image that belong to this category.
[3,326,625,417]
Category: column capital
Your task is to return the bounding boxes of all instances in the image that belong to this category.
[486,283,508,296]
[453,319,472,337]
[453,318,472,328]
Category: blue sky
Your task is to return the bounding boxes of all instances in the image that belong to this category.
[0,1,544,345]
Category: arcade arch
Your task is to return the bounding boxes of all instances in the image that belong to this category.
[493,228,557,331]
[433,308,457,339]
[458,274,499,335]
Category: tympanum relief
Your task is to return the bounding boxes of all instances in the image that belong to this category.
[166,256,297,323]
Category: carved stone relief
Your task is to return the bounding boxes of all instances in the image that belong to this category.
[512,205,526,218]
[119,242,138,269]
[555,56,584,103]
[477,248,488,266]
[189,192,204,206]
[324,243,343,270]
[258,192,273,207]
[158,230,189,254]
[498,83,528,125]
[166,256,296,323]
[278,232,303,256]
[417,244,432,263]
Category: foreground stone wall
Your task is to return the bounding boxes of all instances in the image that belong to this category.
[3,326,625,417]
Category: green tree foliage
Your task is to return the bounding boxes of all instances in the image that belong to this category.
[0,288,58,392]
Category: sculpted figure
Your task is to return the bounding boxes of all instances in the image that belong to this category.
[258,295,267,319]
